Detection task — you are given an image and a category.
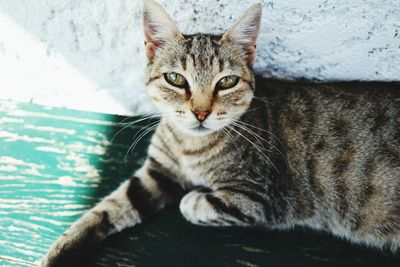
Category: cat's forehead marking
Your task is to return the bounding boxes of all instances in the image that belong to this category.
[181,34,223,89]
[186,35,218,66]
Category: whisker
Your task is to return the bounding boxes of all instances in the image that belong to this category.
[235,120,285,148]
[229,106,261,115]
[111,114,161,142]
[228,125,280,174]
[162,123,180,143]
[116,113,161,126]
[222,128,241,156]
[231,122,271,151]
[252,96,270,104]
[231,121,288,170]
[117,113,156,124]
[124,120,160,165]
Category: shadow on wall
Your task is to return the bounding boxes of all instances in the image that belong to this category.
[0,0,399,115]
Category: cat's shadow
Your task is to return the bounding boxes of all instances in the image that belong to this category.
[88,78,400,267]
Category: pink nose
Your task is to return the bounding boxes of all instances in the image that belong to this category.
[193,110,210,122]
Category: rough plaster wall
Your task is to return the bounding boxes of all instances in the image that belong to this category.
[0,0,399,115]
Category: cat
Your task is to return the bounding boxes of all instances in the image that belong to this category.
[41,0,400,266]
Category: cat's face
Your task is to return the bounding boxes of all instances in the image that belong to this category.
[143,0,262,136]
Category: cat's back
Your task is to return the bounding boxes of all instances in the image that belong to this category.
[255,79,400,248]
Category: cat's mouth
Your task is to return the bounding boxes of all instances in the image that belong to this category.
[193,125,210,132]
[188,124,213,135]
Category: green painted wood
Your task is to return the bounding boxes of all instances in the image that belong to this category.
[0,99,399,267]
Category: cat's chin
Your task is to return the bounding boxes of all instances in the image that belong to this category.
[177,125,217,137]
[190,125,215,136]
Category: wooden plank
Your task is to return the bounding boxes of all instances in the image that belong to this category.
[0,100,150,266]
[0,100,399,266]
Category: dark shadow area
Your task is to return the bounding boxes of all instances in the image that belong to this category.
[254,76,400,91]
[86,209,400,267]
[93,114,159,198]
[84,78,400,266]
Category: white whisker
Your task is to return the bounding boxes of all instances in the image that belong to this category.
[163,123,179,143]
[111,114,161,142]
[124,120,160,165]
[222,127,240,155]
[252,96,270,104]
[236,120,285,148]
[231,121,288,170]
[228,125,280,174]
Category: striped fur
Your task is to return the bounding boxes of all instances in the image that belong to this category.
[41,1,400,266]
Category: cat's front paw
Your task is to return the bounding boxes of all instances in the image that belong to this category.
[180,190,219,226]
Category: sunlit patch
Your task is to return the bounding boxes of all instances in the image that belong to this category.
[0,12,126,114]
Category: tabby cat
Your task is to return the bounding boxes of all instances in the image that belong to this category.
[41,0,400,266]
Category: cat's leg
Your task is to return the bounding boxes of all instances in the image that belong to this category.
[179,184,268,227]
[41,156,184,267]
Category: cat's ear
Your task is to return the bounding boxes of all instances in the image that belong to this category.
[142,0,183,60]
[221,3,262,65]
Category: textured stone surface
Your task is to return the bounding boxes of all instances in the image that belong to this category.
[0,0,399,114]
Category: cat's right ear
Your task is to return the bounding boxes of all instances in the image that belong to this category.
[142,0,183,60]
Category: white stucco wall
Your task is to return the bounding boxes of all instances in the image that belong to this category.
[0,0,399,115]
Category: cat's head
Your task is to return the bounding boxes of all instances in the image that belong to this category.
[142,0,262,136]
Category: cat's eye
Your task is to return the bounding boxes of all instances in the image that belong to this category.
[164,72,188,88]
[216,75,240,90]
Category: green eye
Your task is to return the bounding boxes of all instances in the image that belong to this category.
[164,72,188,88]
[216,75,240,90]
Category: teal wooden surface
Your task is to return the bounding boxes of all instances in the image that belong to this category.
[0,100,150,266]
[0,99,399,267]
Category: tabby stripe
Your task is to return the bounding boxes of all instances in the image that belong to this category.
[159,86,182,98]
[220,180,267,195]
[210,39,219,56]
[197,161,223,176]
[151,143,178,166]
[331,142,355,177]
[358,157,375,208]
[307,153,324,198]
[183,137,223,155]
[191,53,196,67]
[329,118,352,219]
[180,55,187,71]
[218,58,224,72]
[349,214,364,232]
[381,142,400,166]
[335,183,349,219]
[148,157,185,200]
[190,142,230,166]
[194,187,212,193]
[370,102,388,134]
[209,55,215,67]
[91,210,115,238]
[164,123,182,144]
[205,194,255,224]
[376,219,400,236]
[127,176,156,219]
[145,75,162,85]
[218,187,266,209]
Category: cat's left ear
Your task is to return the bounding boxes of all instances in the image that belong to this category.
[221,3,262,65]
[142,0,183,60]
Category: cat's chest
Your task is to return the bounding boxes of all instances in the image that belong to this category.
[180,156,211,187]
[176,134,227,187]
